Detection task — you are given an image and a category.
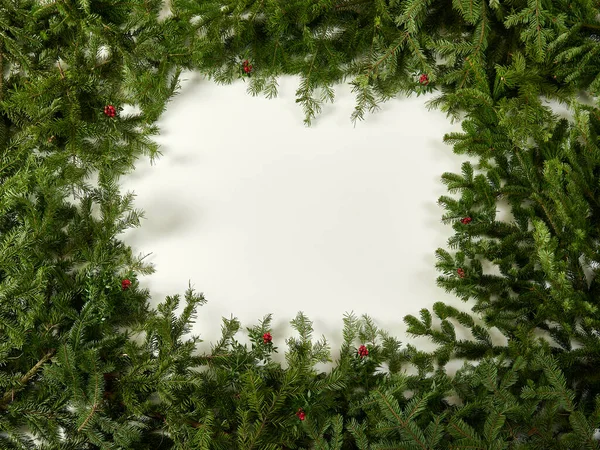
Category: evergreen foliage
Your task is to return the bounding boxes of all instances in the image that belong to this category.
[1,0,600,447]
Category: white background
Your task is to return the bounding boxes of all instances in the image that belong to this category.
[119,72,475,361]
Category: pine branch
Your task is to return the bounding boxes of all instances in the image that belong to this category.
[374,389,428,450]
[246,390,285,450]
[0,349,56,409]
[77,403,99,433]
[0,46,3,101]
[333,0,371,12]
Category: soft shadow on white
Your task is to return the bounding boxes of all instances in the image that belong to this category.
[120,72,481,361]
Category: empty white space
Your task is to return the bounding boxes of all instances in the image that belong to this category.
[119,71,474,358]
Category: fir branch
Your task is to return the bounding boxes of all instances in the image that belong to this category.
[245,390,284,450]
[369,33,408,77]
[0,349,56,409]
[77,402,98,433]
[0,46,3,101]
[334,0,371,12]
[374,389,428,450]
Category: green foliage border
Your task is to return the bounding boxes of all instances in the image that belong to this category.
[1,0,600,448]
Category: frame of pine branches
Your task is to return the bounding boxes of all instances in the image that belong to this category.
[1,0,600,448]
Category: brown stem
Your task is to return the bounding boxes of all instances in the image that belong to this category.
[77,403,98,432]
[57,60,65,79]
[0,349,56,409]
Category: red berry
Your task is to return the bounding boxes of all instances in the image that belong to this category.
[121,279,132,290]
[457,268,465,278]
[419,74,429,85]
[460,217,472,224]
[296,408,306,421]
[358,345,369,358]
[104,105,116,117]
[243,59,249,66]
[262,332,272,344]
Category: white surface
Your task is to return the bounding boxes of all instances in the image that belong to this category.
[120,72,474,358]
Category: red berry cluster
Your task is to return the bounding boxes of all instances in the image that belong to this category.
[358,345,369,358]
[296,408,306,421]
[242,59,253,74]
[104,104,116,117]
[419,74,429,85]
[121,279,132,290]
[457,268,465,278]
[460,217,472,224]
[262,332,272,344]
